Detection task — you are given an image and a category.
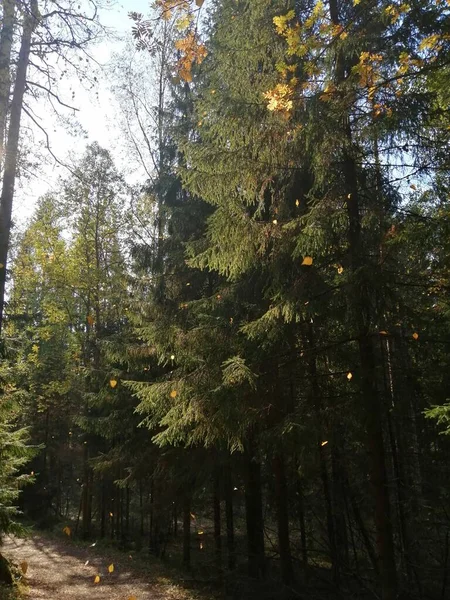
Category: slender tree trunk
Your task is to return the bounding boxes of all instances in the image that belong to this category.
[100,481,106,538]
[139,481,144,537]
[81,442,91,539]
[325,1,397,594]
[273,452,294,584]
[213,469,222,570]
[296,474,308,575]
[244,436,265,579]
[0,0,39,333]
[183,494,191,569]
[0,0,15,162]
[224,462,235,570]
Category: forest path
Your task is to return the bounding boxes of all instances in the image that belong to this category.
[2,534,199,600]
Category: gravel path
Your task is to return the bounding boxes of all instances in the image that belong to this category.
[2,534,194,600]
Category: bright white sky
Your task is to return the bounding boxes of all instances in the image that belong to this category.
[14,0,152,227]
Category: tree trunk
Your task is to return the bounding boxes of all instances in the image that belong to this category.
[224,462,236,570]
[296,475,308,575]
[273,452,294,584]
[0,0,39,333]
[0,0,15,163]
[183,495,191,569]
[244,437,265,579]
[213,469,222,570]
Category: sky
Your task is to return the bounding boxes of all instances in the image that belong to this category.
[14,0,152,226]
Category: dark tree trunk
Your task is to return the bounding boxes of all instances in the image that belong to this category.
[273,452,294,584]
[81,442,92,539]
[224,462,236,570]
[244,437,265,579]
[213,469,222,569]
[296,476,308,574]
[100,481,106,538]
[183,495,191,569]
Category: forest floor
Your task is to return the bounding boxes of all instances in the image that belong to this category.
[2,533,215,600]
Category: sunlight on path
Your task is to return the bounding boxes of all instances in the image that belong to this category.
[2,535,163,599]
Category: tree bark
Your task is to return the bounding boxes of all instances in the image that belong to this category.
[272,452,294,584]
[0,0,39,333]
[183,494,191,569]
[224,462,236,570]
[213,469,222,570]
[244,437,266,579]
[0,0,15,165]
[326,0,398,595]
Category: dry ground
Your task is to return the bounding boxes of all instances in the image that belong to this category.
[2,534,208,600]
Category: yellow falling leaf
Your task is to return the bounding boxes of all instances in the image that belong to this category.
[110,379,118,388]
[190,513,196,520]
[20,561,28,575]
[170,390,177,398]
[0,263,4,268]
[321,441,328,447]
[94,574,101,584]
[295,199,300,207]
[412,332,419,340]
[108,564,114,573]
[302,256,313,266]
[379,331,389,335]
[337,265,344,274]
[272,219,278,225]
[198,530,204,535]
[87,315,94,326]
[109,512,114,517]
[347,372,353,380]
[63,526,71,536]
[170,354,175,360]
[200,541,204,550]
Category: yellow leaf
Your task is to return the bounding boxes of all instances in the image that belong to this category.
[170,390,177,398]
[412,332,419,340]
[272,219,278,225]
[379,331,388,335]
[110,379,118,388]
[94,575,101,584]
[337,265,344,274]
[20,561,28,575]
[195,0,204,5]
[347,372,353,380]
[295,199,300,207]
[0,263,4,268]
[87,315,94,326]
[63,526,71,536]
[321,440,328,446]
[198,530,204,535]
[108,564,114,573]
[302,256,313,266]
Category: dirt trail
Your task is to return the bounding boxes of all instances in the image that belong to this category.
[2,534,193,600]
